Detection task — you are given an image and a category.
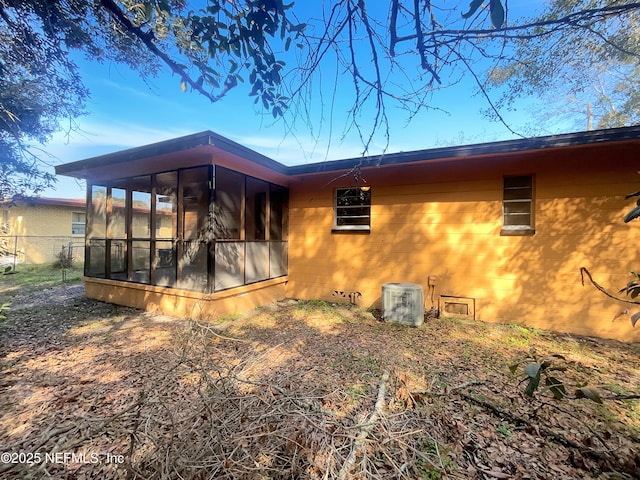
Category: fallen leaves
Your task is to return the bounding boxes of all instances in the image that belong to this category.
[1,281,639,479]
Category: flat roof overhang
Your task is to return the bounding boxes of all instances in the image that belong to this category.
[55,130,290,185]
[56,125,640,182]
[288,125,640,176]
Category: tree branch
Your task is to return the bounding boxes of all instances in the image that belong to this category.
[337,370,389,480]
[580,267,640,306]
[355,0,389,154]
[98,0,233,103]
[417,2,640,44]
[390,0,399,56]
[453,46,524,138]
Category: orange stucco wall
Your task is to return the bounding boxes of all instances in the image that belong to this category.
[285,142,640,341]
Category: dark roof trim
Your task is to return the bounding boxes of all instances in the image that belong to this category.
[288,125,640,175]
[55,130,288,176]
[56,125,640,179]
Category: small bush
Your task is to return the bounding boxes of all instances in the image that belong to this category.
[52,250,74,269]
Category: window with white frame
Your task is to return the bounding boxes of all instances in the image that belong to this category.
[333,187,371,232]
[71,212,86,236]
[502,175,534,235]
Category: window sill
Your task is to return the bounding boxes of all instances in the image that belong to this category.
[500,227,535,237]
[331,226,371,234]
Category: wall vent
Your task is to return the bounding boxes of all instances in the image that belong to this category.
[439,295,475,320]
[382,283,424,327]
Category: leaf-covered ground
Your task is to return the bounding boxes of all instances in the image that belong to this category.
[0,272,639,479]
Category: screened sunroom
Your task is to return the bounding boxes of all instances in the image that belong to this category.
[86,164,288,293]
[55,131,291,317]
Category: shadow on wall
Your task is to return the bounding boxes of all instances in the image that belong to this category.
[497,193,638,340]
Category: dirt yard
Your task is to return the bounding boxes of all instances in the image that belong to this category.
[0,273,639,479]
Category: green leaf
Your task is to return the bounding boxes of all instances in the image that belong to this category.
[619,278,640,298]
[157,0,171,14]
[545,376,567,400]
[285,37,292,51]
[525,374,540,397]
[462,0,484,19]
[623,205,640,223]
[208,76,220,89]
[524,362,541,378]
[508,363,519,375]
[144,2,153,21]
[250,79,263,95]
[575,387,603,403]
[624,191,640,199]
[548,366,567,372]
[490,0,505,28]
[291,22,306,33]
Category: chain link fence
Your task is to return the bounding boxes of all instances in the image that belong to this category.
[0,235,85,267]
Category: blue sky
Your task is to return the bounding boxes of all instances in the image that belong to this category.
[43,0,550,199]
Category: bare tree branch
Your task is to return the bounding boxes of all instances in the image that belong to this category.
[414,2,640,46]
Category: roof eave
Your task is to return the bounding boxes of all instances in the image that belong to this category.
[287,125,640,175]
[55,125,640,180]
[55,130,289,178]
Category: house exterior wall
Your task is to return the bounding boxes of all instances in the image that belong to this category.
[84,276,287,319]
[285,142,640,341]
[1,203,85,264]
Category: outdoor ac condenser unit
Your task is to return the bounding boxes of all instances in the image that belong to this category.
[381,283,424,327]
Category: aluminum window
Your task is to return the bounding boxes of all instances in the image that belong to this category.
[333,187,371,232]
[502,175,535,235]
[71,212,86,236]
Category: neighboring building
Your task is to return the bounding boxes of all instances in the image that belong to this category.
[0,197,86,264]
[56,126,640,341]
